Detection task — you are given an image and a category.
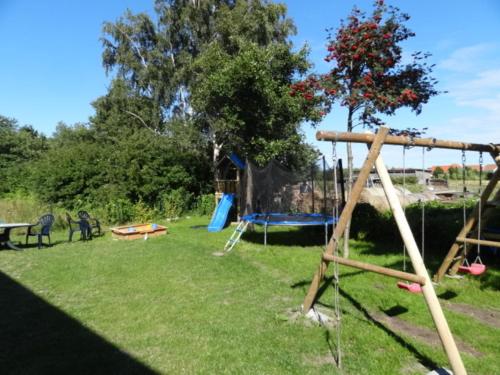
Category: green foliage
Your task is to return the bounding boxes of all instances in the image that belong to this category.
[29,97,212,208]
[133,200,156,223]
[102,0,317,170]
[351,203,395,241]
[0,195,67,231]
[390,176,417,185]
[292,0,440,133]
[446,167,480,180]
[191,39,316,168]
[102,198,136,224]
[161,188,193,219]
[351,199,478,256]
[193,194,216,216]
[433,166,445,178]
[0,116,48,195]
[29,123,107,206]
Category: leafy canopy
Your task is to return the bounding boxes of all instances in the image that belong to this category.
[101,0,318,168]
[290,0,440,134]
[189,0,317,167]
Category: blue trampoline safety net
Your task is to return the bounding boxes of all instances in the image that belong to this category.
[242,213,335,226]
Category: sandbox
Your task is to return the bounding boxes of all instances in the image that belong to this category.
[111,223,167,240]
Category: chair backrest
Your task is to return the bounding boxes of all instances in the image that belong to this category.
[78,210,91,220]
[39,214,55,235]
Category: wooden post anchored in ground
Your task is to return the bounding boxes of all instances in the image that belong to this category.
[302,127,389,312]
[375,153,466,375]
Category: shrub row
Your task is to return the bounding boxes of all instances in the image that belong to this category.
[0,192,216,228]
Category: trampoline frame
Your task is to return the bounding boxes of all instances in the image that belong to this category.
[241,212,335,247]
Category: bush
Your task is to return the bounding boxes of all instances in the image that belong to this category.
[391,176,418,185]
[161,188,193,219]
[133,200,155,223]
[194,194,216,216]
[0,195,68,230]
[350,200,478,258]
[102,198,135,224]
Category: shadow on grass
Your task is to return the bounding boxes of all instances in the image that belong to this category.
[14,239,68,250]
[478,271,500,291]
[293,274,437,370]
[242,225,332,247]
[382,305,409,317]
[337,287,438,370]
[437,290,458,301]
[0,271,158,374]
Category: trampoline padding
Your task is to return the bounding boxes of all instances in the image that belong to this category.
[242,213,335,226]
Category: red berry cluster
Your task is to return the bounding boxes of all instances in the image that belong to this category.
[288,0,435,122]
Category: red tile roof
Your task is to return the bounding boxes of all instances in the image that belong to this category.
[431,164,497,172]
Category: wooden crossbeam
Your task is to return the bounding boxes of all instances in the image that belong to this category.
[317,130,500,153]
[322,254,426,285]
[456,237,500,248]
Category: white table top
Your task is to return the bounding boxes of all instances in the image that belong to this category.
[0,223,33,228]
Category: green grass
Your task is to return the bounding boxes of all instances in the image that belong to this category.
[0,217,499,374]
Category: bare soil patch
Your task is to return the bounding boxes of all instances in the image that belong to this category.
[302,353,337,367]
[372,312,483,357]
[442,301,500,329]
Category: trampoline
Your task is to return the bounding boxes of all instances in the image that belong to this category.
[242,213,336,246]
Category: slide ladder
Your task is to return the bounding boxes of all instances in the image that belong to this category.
[223,220,249,253]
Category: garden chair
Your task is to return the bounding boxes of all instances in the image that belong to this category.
[77,210,101,237]
[25,214,55,249]
[66,213,91,241]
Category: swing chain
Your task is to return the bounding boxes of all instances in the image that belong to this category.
[332,141,339,219]
[461,150,467,194]
[331,140,341,368]
[479,151,483,188]
[476,151,484,257]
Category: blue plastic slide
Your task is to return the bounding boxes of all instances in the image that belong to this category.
[208,193,234,232]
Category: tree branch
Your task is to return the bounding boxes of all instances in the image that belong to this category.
[123,110,160,135]
[115,25,148,68]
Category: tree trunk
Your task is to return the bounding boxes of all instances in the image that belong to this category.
[212,133,222,179]
[343,108,354,258]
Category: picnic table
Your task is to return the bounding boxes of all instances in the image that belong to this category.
[0,223,35,251]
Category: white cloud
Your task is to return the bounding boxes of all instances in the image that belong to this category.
[438,44,500,145]
[439,43,497,72]
[451,69,500,101]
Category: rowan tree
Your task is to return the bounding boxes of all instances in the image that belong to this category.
[290,0,441,256]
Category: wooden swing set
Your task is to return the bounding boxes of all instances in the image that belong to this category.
[303,126,500,375]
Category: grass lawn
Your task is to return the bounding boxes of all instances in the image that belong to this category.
[0,217,499,374]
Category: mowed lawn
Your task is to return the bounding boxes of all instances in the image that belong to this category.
[0,217,499,374]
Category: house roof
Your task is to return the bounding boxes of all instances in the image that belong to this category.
[431,164,497,172]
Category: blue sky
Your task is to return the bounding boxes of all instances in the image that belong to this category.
[1,0,499,167]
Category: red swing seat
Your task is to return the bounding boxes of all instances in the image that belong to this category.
[458,263,486,276]
[397,281,422,293]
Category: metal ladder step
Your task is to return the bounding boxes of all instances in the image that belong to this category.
[222,221,249,253]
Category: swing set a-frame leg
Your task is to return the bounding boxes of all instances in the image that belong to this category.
[303,126,466,375]
[433,157,500,283]
[302,127,389,312]
[374,154,466,375]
